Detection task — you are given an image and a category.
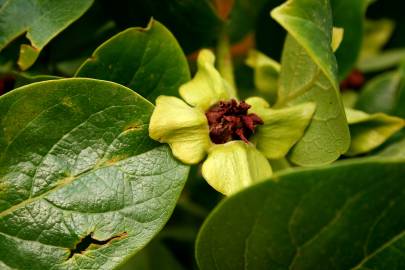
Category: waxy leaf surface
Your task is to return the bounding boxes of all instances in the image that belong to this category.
[272,0,350,166]
[196,159,405,270]
[76,20,190,103]
[0,79,189,270]
[0,0,94,70]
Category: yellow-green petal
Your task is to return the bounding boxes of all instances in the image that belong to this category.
[345,108,405,156]
[201,141,273,196]
[331,27,344,52]
[248,98,316,159]
[149,96,211,164]
[179,49,236,111]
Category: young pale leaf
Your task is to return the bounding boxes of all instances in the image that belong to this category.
[357,48,405,73]
[246,50,280,104]
[358,19,395,62]
[377,132,405,158]
[345,108,405,156]
[0,79,189,270]
[271,0,350,166]
[0,0,94,70]
[76,19,190,103]
[196,159,405,270]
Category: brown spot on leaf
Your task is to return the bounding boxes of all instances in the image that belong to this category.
[104,155,129,165]
[124,123,143,132]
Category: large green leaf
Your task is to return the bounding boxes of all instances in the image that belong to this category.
[76,20,190,102]
[330,0,368,79]
[0,0,94,70]
[227,0,269,43]
[0,79,189,270]
[272,0,350,166]
[196,158,405,270]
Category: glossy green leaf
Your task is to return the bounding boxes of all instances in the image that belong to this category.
[345,108,405,156]
[330,0,368,79]
[355,65,405,117]
[76,19,190,102]
[0,0,94,70]
[118,241,184,270]
[272,0,350,166]
[227,0,269,43]
[196,158,405,270]
[0,79,189,270]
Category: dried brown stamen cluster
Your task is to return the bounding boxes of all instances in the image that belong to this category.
[205,99,263,144]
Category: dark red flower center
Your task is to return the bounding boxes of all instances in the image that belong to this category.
[205,99,264,144]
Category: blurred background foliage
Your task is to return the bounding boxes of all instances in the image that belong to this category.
[1,0,405,269]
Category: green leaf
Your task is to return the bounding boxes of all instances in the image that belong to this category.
[76,19,190,103]
[357,48,405,73]
[196,158,405,270]
[271,0,350,166]
[0,0,94,70]
[227,0,269,43]
[359,19,395,62]
[118,241,184,270]
[0,79,189,269]
[345,108,405,156]
[330,0,368,79]
[355,65,405,117]
[377,132,405,158]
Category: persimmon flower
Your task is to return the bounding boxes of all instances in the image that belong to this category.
[149,49,315,195]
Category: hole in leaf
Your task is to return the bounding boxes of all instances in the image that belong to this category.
[68,232,128,259]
